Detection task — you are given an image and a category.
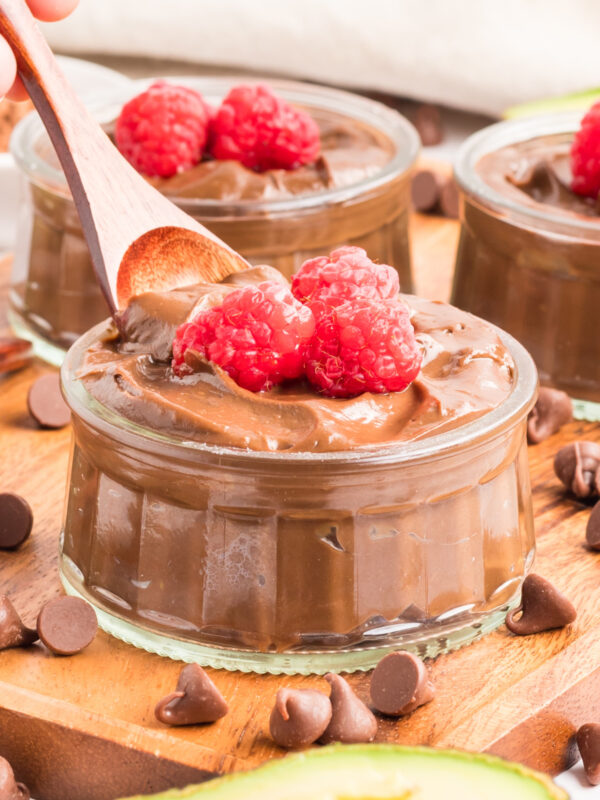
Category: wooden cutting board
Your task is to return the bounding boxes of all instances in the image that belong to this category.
[0,215,598,800]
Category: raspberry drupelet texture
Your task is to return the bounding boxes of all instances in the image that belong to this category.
[291,247,400,320]
[115,81,212,178]
[210,84,321,172]
[304,297,422,398]
[571,101,600,198]
[172,282,315,392]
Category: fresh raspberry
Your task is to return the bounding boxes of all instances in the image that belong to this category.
[115,81,212,178]
[305,298,422,398]
[210,84,320,171]
[291,247,399,319]
[172,281,315,392]
[571,101,600,197]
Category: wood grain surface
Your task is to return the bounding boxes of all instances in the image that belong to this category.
[0,213,599,800]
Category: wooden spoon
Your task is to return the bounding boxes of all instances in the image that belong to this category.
[0,0,249,315]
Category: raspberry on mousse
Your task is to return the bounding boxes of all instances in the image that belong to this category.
[115,81,212,178]
[304,297,422,398]
[291,246,400,317]
[173,247,422,400]
[571,101,600,198]
[172,282,315,392]
[210,84,321,171]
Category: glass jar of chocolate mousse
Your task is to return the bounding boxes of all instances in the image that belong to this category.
[9,77,419,366]
[452,112,600,420]
[59,283,537,675]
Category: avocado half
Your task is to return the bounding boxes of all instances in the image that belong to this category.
[121,745,568,799]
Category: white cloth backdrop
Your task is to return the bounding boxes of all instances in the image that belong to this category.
[42,0,600,117]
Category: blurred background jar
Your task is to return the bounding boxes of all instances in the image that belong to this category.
[9,77,418,365]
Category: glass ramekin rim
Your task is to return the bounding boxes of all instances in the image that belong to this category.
[60,306,538,466]
[10,74,420,215]
[453,110,600,235]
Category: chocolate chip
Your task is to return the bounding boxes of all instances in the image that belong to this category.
[155,663,228,726]
[527,387,573,444]
[269,688,331,748]
[577,723,600,785]
[37,596,97,655]
[370,651,435,716]
[27,373,70,429]
[0,596,37,650]
[554,441,600,498]
[0,756,30,800]
[414,104,443,147]
[439,177,459,219]
[586,501,600,550]
[411,170,442,212]
[0,337,32,376]
[505,574,576,635]
[0,494,33,550]
[319,674,377,745]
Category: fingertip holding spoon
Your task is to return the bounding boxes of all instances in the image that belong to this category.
[0,0,249,315]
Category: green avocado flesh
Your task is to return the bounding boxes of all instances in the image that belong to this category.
[121,745,567,800]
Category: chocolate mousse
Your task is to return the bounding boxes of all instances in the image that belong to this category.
[78,271,514,453]
[59,264,537,664]
[147,111,392,202]
[452,121,600,404]
[477,139,598,220]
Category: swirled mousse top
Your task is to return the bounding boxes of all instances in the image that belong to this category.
[146,109,394,202]
[477,137,600,219]
[34,109,394,202]
[77,267,515,453]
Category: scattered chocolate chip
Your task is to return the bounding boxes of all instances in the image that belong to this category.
[269,688,331,748]
[411,170,442,212]
[554,441,600,498]
[37,596,97,655]
[319,673,377,744]
[505,574,576,635]
[27,373,70,429]
[414,104,443,147]
[577,723,600,785]
[410,169,459,218]
[370,651,435,716]
[155,663,228,726]
[527,387,573,444]
[0,338,32,376]
[0,596,37,650]
[0,494,33,550]
[0,756,30,800]
[586,501,600,550]
[439,177,459,219]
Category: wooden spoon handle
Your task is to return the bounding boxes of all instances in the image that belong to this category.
[0,0,119,305]
[0,0,250,312]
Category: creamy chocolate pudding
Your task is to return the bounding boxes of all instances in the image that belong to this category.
[59,269,537,673]
[147,110,392,202]
[452,114,600,411]
[10,78,418,364]
[477,139,598,220]
[79,271,514,452]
